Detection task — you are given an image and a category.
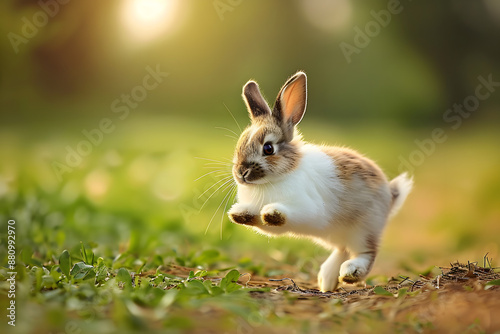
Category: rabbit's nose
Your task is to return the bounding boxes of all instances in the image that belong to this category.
[241,168,250,181]
[237,165,249,178]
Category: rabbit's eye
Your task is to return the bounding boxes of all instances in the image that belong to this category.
[263,142,274,156]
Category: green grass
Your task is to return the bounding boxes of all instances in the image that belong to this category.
[1,115,499,333]
[1,244,264,333]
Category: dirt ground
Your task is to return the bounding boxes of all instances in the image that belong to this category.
[163,261,500,333]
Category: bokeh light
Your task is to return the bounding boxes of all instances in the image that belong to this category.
[299,0,352,33]
[121,0,180,43]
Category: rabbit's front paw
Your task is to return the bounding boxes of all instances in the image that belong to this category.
[229,212,259,226]
[228,204,259,226]
[261,204,287,226]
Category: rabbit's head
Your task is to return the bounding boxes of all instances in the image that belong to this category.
[232,72,307,185]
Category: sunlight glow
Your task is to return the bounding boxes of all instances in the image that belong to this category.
[121,0,179,43]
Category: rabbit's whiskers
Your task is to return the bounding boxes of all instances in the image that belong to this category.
[198,175,233,212]
[195,102,243,238]
[205,179,236,236]
[194,169,229,182]
[218,184,237,240]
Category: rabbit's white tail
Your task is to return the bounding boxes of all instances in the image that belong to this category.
[389,172,413,217]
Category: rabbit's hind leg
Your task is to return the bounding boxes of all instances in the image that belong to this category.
[339,235,378,284]
[317,248,349,292]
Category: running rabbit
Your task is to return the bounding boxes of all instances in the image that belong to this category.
[227,71,413,292]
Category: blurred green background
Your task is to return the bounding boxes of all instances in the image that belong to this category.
[1,0,500,284]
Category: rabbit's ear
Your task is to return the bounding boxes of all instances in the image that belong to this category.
[242,81,272,120]
[273,72,307,126]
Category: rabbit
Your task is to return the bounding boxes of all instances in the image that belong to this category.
[227,71,413,292]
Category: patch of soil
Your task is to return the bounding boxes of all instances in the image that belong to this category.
[159,261,500,333]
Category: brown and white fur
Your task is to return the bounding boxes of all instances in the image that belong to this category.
[227,71,413,292]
